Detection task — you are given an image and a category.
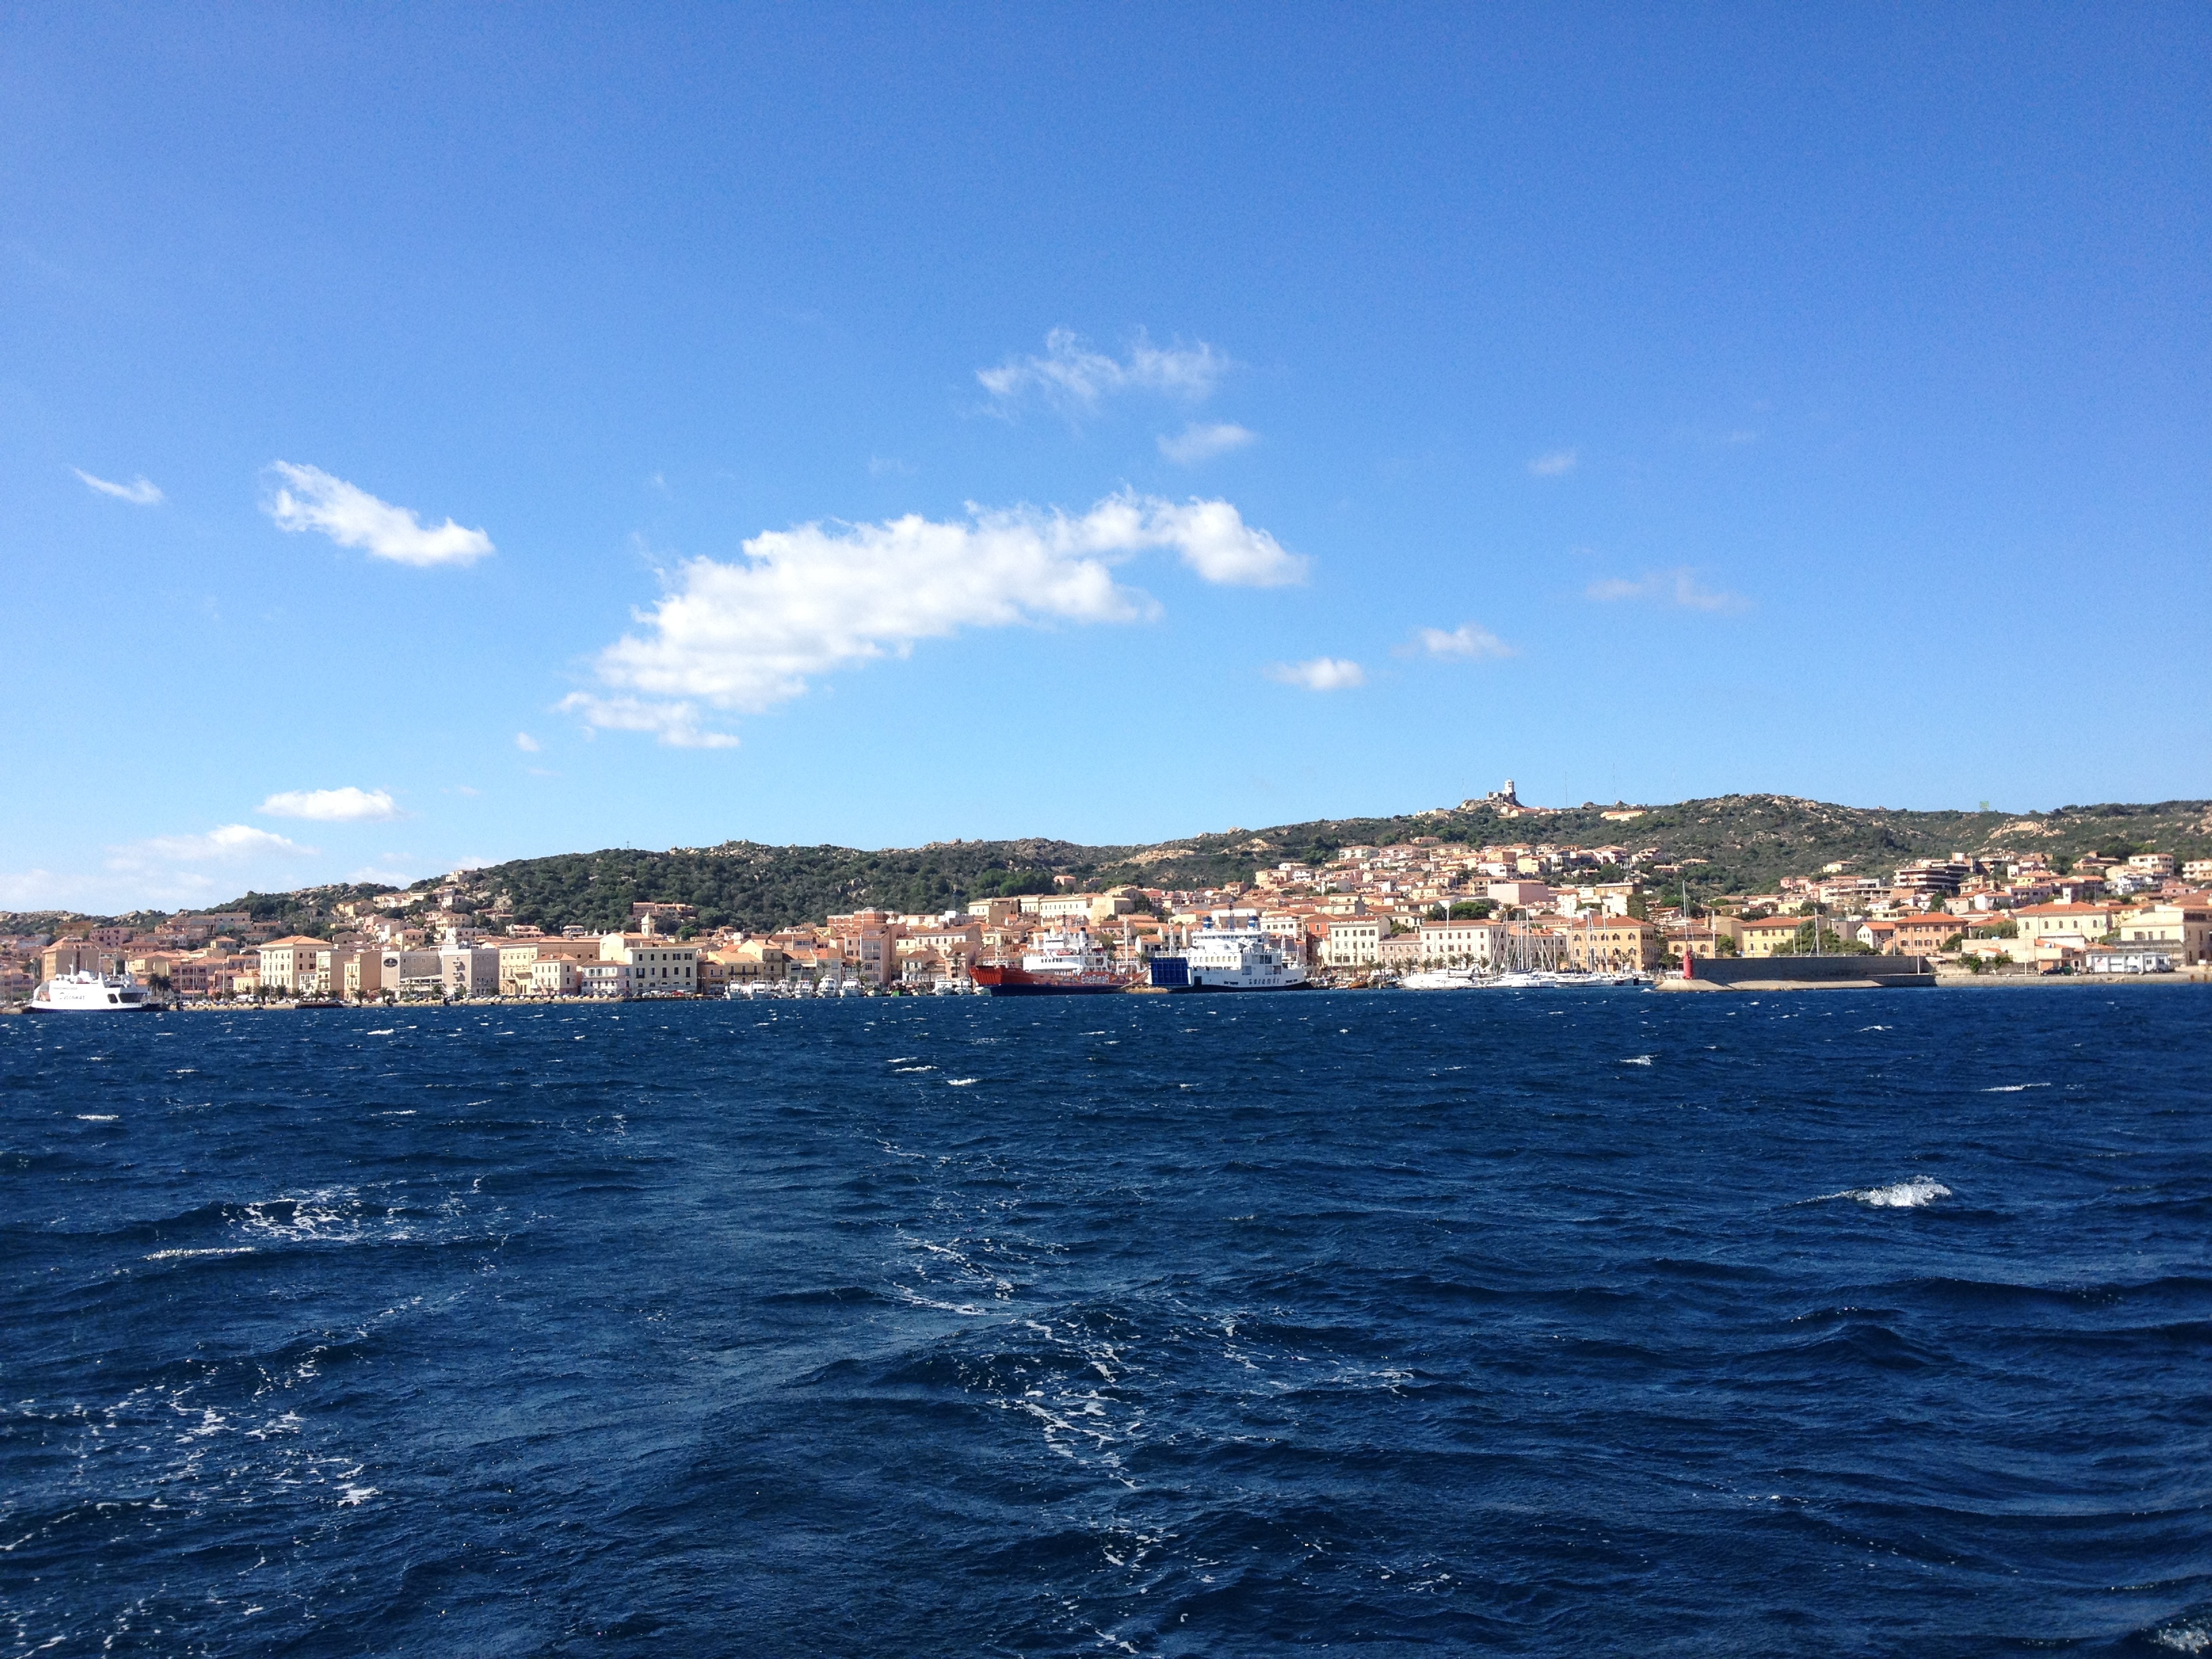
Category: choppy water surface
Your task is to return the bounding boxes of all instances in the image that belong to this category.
[3,988,2207,1656]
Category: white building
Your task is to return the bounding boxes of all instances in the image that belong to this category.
[438,945,502,998]
[256,936,332,995]
[579,961,632,998]
[1318,917,1383,968]
[1416,921,1509,966]
[597,934,699,994]
[379,949,445,998]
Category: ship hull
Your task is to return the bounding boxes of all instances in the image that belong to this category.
[971,964,1128,996]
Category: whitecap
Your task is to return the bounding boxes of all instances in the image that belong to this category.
[2151,1620,2211,1655]
[336,1482,379,1506]
[365,1029,395,1036]
[1620,1054,1654,1066]
[1854,1177,1950,1208]
[893,1065,934,1073]
[77,1114,119,1122]
[947,1078,979,1086]
[144,1247,255,1261]
[1982,1083,2049,1093]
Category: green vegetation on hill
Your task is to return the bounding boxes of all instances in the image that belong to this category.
[409,796,2212,936]
[478,839,1141,936]
[6,796,2205,937]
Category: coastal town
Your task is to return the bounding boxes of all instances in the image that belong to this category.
[8,783,2210,1005]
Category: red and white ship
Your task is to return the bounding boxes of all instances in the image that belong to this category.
[970,928,1130,996]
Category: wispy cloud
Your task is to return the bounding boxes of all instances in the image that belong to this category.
[565,493,1305,747]
[1405,623,1514,660]
[1528,449,1578,478]
[1158,422,1257,465]
[10,823,316,912]
[73,468,163,505]
[978,328,1228,416]
[868,455,917,477]
[128,823,312,862]
[514,732,541,753]
[263,462,495,567]
[558,695,741,750]
[1267,656,1366,691]
[1586,567,1749,613]
[256,786,399,823]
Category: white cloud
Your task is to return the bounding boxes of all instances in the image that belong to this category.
[1586,567,1749,613]
[514,732,541,753]
[978,328,1228,415]
[1528,449,1578,478]
[6,825,316,914]
[0,868,69,909]
[567,493,1305,745]
[1267,656,1366,691]
[556,695,741,750]
[867,455,917,477]
[263,462,495,567]
[1408,623,1514,660]
[256,786,399,823]
[73,468,164,505]
[1158,422,1258,465]
[125,824,313,863]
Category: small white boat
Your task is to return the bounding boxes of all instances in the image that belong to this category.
[30,970,163,1012]
[1400,968,1484,991]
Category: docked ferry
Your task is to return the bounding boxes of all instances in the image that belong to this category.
[30,970,163,1012]
[971,929,1130,996]
[1149,910,1309,992]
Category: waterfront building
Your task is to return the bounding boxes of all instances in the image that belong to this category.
[2011,903,2122,954]
[438,945,502,998]
[1561,918,1663,970]
[1416,920,1508,967]
[2112,903,2211,966]
[378,949,445,998]
[257,936,333,996]
[578,961,631,998]
[1317,917,1384,968]
[596,933,699,994]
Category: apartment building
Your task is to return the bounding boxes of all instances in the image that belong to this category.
[438,945,502,998]
[379,949,445,997]
[1416,920,1508,966]
[497,937,603,996]
[1886,913,1966,956]
[1317,917,1383,968]
[2011,903,2121,951]
[1561,918,1662,970]
[2112,903,2211,966]
[257,936,332,995]
[597,933,699,994]
[1738,916,1809,957]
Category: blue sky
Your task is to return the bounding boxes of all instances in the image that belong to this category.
[4,5,2206,911]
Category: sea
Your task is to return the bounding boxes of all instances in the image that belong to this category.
[2,986,2207,1658]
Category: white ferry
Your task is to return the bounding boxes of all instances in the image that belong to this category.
[30,970,163,1012]
[1150,910,1309,992]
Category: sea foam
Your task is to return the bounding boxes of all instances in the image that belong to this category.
[1853,1178,1951,1208]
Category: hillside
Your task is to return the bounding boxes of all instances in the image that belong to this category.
[9,795,2207,939]
[439,794,2212,934]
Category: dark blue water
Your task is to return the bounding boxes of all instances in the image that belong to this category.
[3,988,2207,1656]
